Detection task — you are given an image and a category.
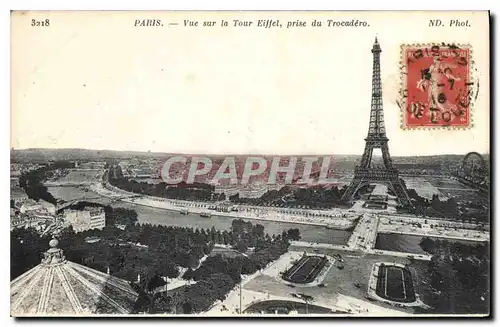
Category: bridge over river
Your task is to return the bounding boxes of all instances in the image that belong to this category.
[45,181,92,187]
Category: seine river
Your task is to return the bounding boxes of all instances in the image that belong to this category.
[48,186,352,245]
[374,234,430,254]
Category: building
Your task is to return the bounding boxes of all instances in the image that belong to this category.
[64,207,106,232]
[10,163,23,177]
[11,177,20,187]
[10,239,139,316]
[214,184,240,197]
[10,215,50,232]
[38,199,57,215]
[11,187,28,205]
[79,161,106,170]
[17,198,57,216]
[19,199,43,213]
[238,182,269,199]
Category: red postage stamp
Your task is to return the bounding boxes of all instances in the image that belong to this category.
[400,44,475,129]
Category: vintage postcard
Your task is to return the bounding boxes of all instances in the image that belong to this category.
[10,11,490,317]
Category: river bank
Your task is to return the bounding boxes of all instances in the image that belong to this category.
[122,197,342,229]
[91,182,358,230]
[47,185,353,245]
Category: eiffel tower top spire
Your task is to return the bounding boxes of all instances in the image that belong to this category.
[372,36,380,52]
[366,37,386,140]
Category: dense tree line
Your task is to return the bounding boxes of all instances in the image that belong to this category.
[11,228,52,279]
[111,177,220,202]
[145,272,237,314]
[109,165,348,208]
[165,220,296,313]
[403,189,489,223]
[109,165,219,201]
[11,225,178,282]
[11,221,217,281]
[134,219,298,313]
[167,243,292,313]
[183,233,292,283]
[418,237,489,314]
[18,162,76,204]
[229,185,348,208]
[215,219,300,253]
[407,190,459,218]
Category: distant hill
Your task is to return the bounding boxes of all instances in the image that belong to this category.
[10,148,488,167]
[10,148,169,163]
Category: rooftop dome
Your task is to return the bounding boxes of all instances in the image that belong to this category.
[11,239,139,316]
[49,238,59,248]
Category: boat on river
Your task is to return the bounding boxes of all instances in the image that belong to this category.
[200,212,212,218]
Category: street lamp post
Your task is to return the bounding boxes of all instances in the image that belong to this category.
[239,278,243,314]
[298,293,313,314]
[165,253,168,309]
[239,267,243,314]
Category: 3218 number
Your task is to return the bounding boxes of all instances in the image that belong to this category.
[31,19,50,27]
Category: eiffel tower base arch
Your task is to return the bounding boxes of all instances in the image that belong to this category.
[341,170,412,208]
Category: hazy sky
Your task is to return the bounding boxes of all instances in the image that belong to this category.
[11,11,490,155]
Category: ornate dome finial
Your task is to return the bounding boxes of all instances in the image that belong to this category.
[41,238,66,266]
[49,238,59,248]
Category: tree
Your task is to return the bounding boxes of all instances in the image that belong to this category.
[431,194,441,210]
[146,274,166,292]
[252,224,265,238]
[420,237,490,314]
[222,231,230,245]
[151,293,172,314]
[19,165,58,204]
[203,273,235,301]
[234,241,248,253]
[110,207,138,226]
[286,228,301,241]
[11,227,52,280]
[215,231,222,244]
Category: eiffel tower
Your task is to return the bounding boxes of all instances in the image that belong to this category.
[341,38,412,208]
